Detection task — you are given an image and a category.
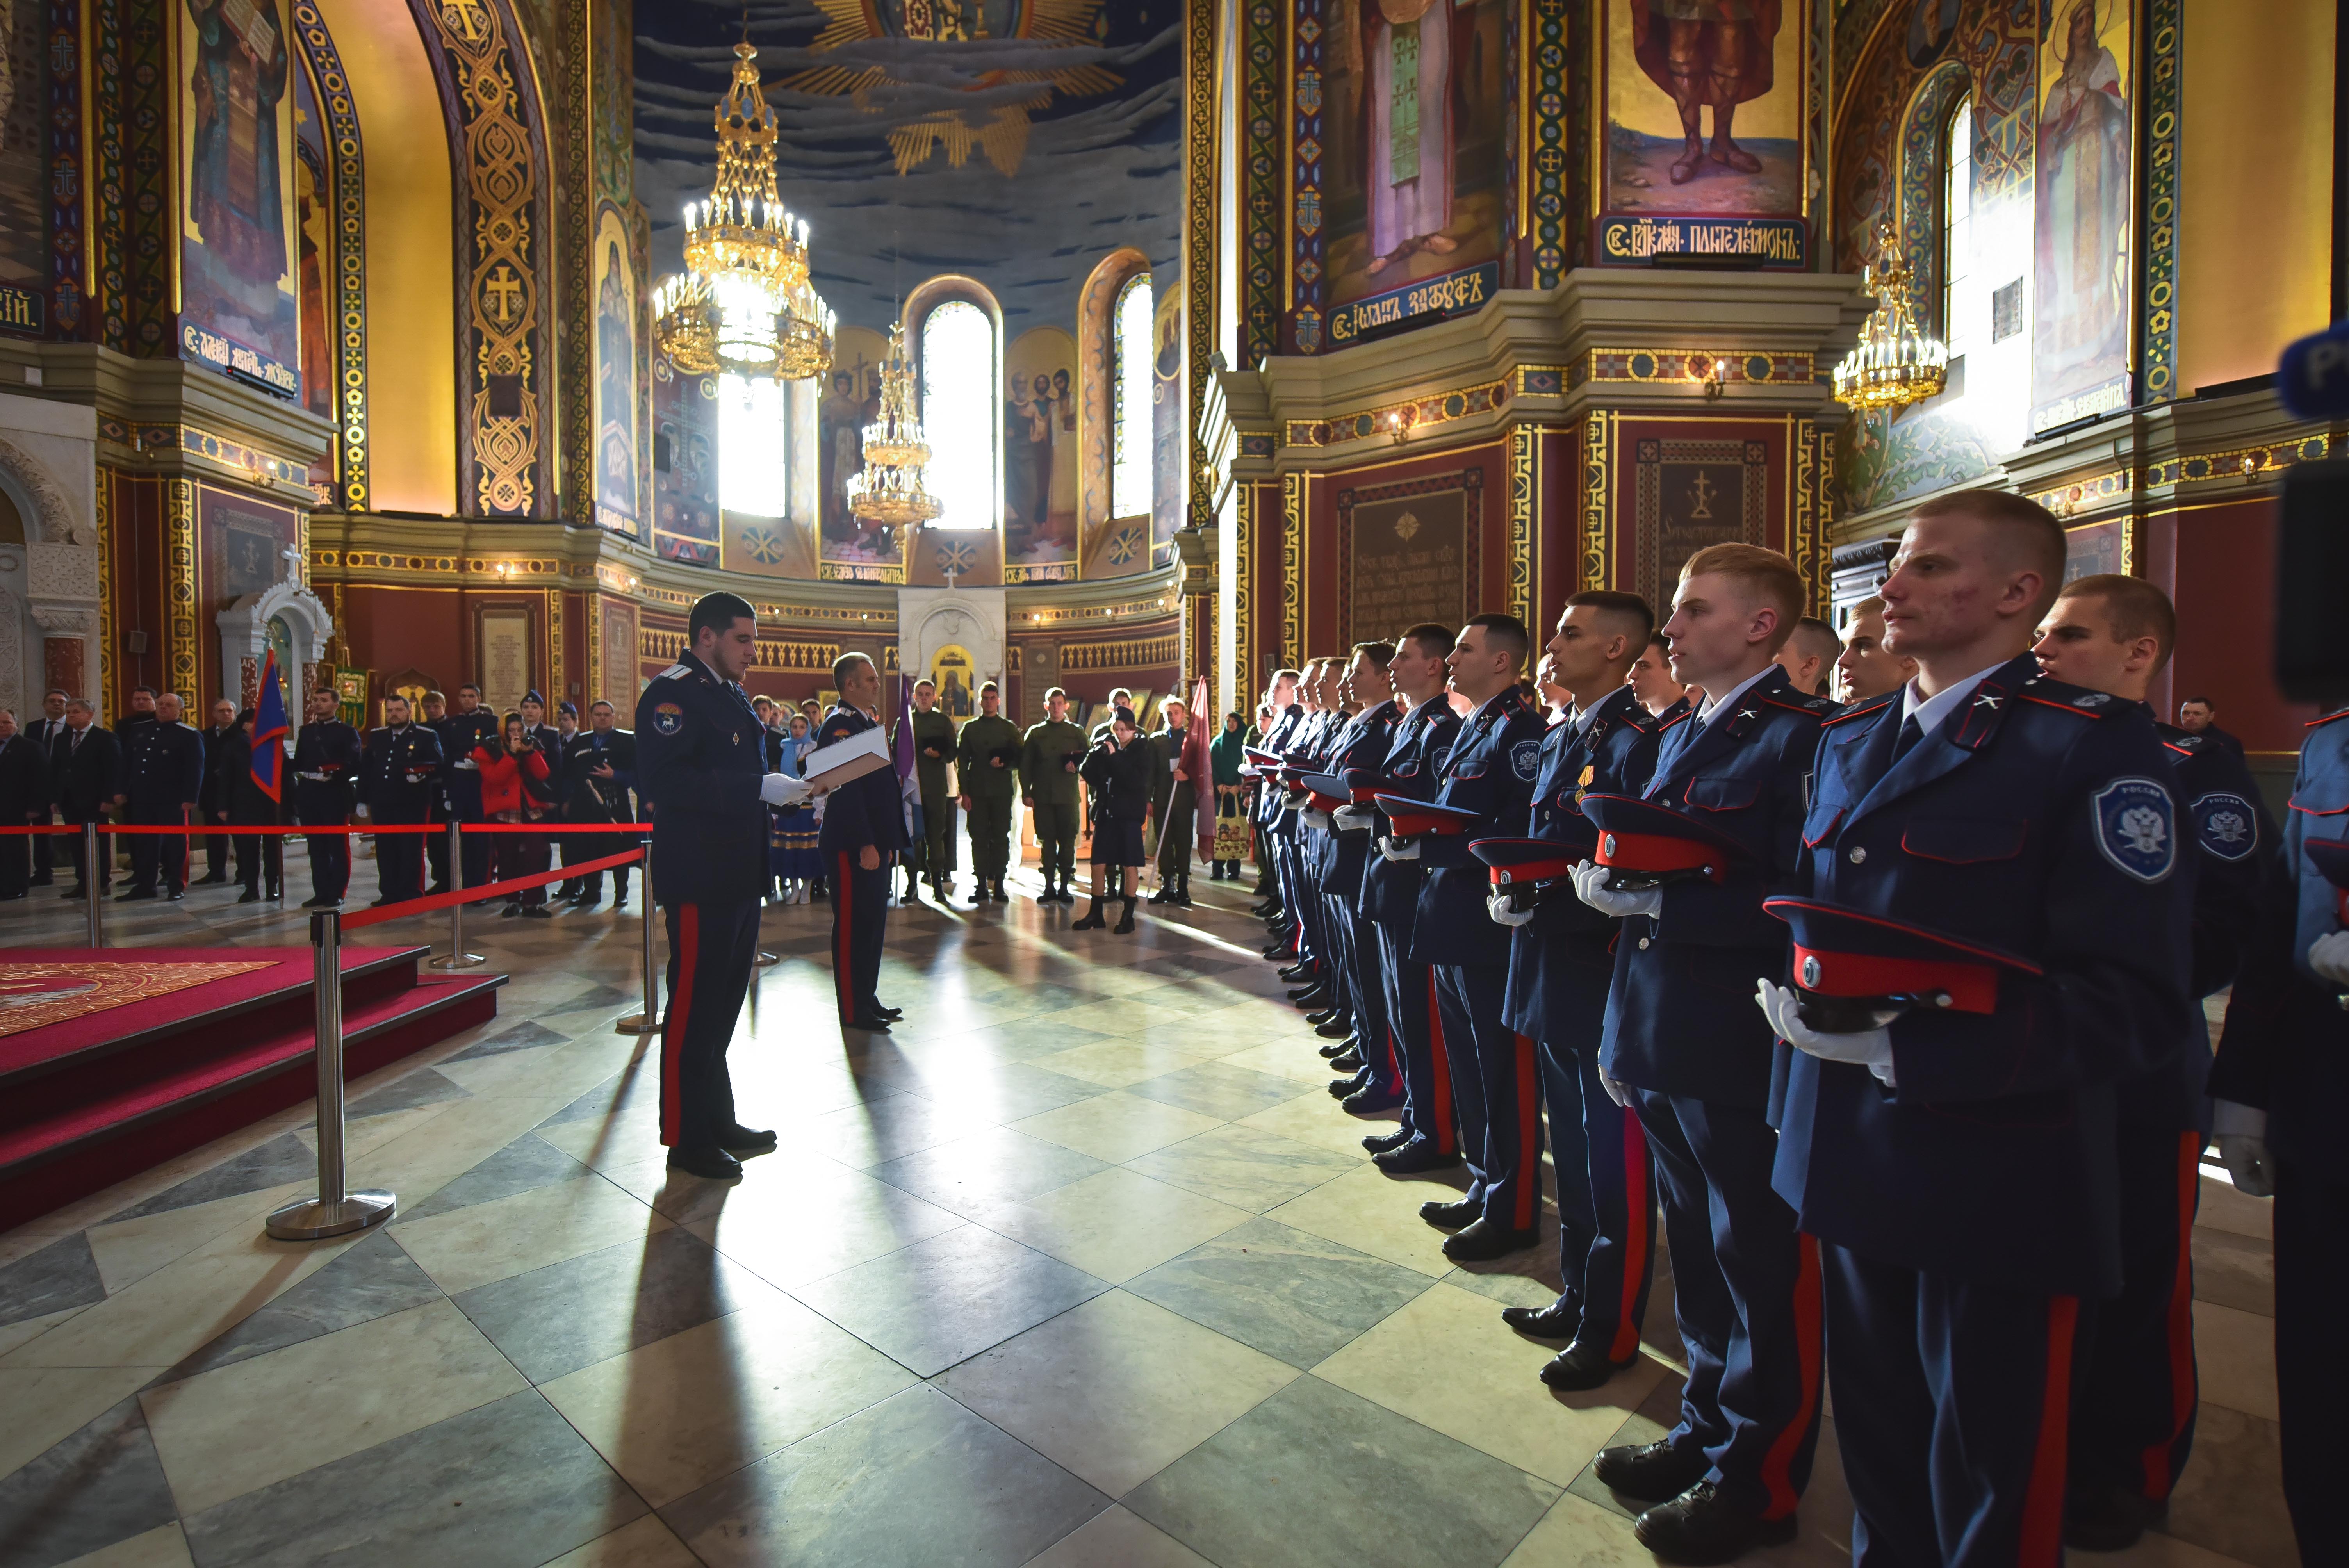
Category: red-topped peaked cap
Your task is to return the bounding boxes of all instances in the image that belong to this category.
[1577,792,1743,884]
[1469,837,1584,886]
[1372,794,1483,838]
[1763,896,2044,1016]
[1296,772,1354,814]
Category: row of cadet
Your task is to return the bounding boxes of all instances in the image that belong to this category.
[1236,490,2317,1566]
[0,684,640,912]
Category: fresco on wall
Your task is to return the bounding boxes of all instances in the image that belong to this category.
[1604,0,1800,217]
[2029,0,2130,435]
[0,0,46,314]
[179,0,301,398]
[816,323,888,552]
[292,55,331,423]
[594,206,642,537]
[1005,326,1078,579]
[651,352,718,565]
[1150,283,1183,565]
[1319,0,1508,312]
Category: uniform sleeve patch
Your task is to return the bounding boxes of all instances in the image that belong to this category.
[2192,791,2260,861]
[2092,776,2177,883]
[651,702,685,736]
[1511,738,1542,780]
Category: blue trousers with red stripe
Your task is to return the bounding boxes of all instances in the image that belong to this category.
[1633,1088,1822,1522]
[659,898,759,1150]
[1333,895,1396,1096]
[1435,961,1540,1233]
[1543,1037,1655,1361]
[1823,1243,2079,1567]
[2070,1123,2199,1504]
[1375,925,1456,1153]
[831,852,889,1024]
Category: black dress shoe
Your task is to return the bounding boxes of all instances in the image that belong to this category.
[1501,1301,1580,1341]
[1305,1006,1341,1026]
[301,896,340,910]
[1327,1046,1363,1072]
[873,1006,904,1020]
[1443,1218,1540,1263]
[61,884,86,899]
[1363,1127,1415,1155]
[235,887,261,903]
[198,871,228,885]
[1327,1067,1370,1099]
[1287,984,1326,1004]
[1375,1138,1463,1175]
[1317,1038,1354,1060]
[1313,1017,1353,1039]
[1277,962,1312,980]
[1262,942,1294,960]
[116,886,154,901]
[1593,1439,1713,1504]
[1633,1481,1795,1565]
[1540,1339,1640,1392]
[1420,1196,1481,1230]
[1341,1084,1406,1115]
[521,906,553,919]
[718,1123,779,1151]
[666,1146,744,1180]
[2064,1484,2153,1552]
[847,1013,894,1032]
[166,890,185,902]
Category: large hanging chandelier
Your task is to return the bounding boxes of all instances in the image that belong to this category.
[1832,219,1948,415]
[847,323,942,527]
[653,39,834,382]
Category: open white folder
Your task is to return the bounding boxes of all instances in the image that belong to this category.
[800,723,892,793]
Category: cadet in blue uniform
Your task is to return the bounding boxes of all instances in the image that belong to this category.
[636,592,813,1180]
[1570,547,1831,1563]
[1248,670,1305,920]
[436,685,501,892]
[817,650,906,1032]
[1402,614,1547,1261]
[1765,496,2194,1567]
[119,693,207,901]
[1360,625,1465,1172]
[361,695,442,904]
[2032,574,2276,1548]
[1305,643,1403,1107]
[291,687,363,908]
[1484,593,1665,1393]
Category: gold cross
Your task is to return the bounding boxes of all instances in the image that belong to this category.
[1687,472,1715,520]
[484,265,522,324]
[440,0,491,43]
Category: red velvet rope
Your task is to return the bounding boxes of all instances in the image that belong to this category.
[338,847,646,931]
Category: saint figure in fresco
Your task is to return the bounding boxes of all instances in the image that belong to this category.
[1351,0,1477,280]
[819,369,864,538]
[186,0,291,285]
[1005,371,1050,542]
[2033,0,2129,377]
[596,239,638,506]
[1629,0,1781,186]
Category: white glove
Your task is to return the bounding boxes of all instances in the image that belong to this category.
[1377,835,1420,863]
[1333,805,1375,834]
[759,772,813,807]
[1300,807,1333,833]
[1486,889,1535,927]
[2309,930,2349,985]
[1570,858,1661,919]
[1600,1071,1633,1108]
[1756,980,1896,1087]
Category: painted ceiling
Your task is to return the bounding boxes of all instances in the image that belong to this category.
[634,0,1184,335]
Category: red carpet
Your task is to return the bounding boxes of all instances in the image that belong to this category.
[0,947,505,1232]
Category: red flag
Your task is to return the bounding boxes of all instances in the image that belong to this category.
[1184,676,1215,862]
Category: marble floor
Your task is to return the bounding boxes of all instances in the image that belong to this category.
[0,846,2296,1567]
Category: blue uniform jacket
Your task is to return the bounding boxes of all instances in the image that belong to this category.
[635,652,769,905]
[433,710,501,817]
[1361,696,1463,932]
[1407,687,1547,968]
[2209,709,2349,1183]
[1253,704,1307,831]
[125,722,207,812]
[1599,665,1830,1106]
[815,703,909,858]
[1317,699,1404,898]
[362,723,442,819]
[1770,654,2195,1297]
[292,720,363,822]
[1501,687,1664,1044]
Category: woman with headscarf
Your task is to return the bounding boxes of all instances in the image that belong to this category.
[212,706,282,902]
[1208,710,1248,880]
[471,711,555,917]
[769,711,823,903]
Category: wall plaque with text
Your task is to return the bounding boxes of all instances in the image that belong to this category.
[1339,472,1482,647]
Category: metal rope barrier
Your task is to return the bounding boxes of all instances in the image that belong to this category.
[263,907,398,1242]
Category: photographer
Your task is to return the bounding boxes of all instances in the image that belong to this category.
[471,711,556,918]
[1073,706,1151,934]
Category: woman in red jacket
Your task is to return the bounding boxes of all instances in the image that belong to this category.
[471,712,556,917]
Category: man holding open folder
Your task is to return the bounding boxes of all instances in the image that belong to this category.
[814,651,907,1032]
[636,591,815,1181]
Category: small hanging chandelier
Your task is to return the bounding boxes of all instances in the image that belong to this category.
[1833,219,1948,415]
[848,323,942,528]
[653,39,835,381]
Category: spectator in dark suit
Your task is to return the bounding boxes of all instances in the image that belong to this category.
[119,693,208,900]
[558,699,638,909]
[52,697,121,898]
[0,709,50,899]
[214,709,283,902]
[25,689,68,886]
[196,697,239,883]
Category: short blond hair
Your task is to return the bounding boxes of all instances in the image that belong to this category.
[2057,573,2178,675]
[1679,543,1805,652]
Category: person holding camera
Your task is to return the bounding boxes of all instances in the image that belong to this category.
[471,710,556,918]
[1073,706,1152,934]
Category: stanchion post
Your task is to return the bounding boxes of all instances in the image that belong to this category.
[429,820,486,970]
[265,907,396,1240]
[617,845,660,1034]
[83,821,101,949]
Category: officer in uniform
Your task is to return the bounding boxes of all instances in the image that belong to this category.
[419,691,453,891]
[197,698,238,883]
[437,684,501,891]
[1479,593,1665,1394]
[636,591,813,1179]
[1256,665,1319,959]
[1249,669,1306,914]
[1392,615,1548,1263]
[818,650,905,1030]
[1021,686,1086,905]
[1575,545,1832,1562]
[956,680,1021,905]
[1359,627,1465,1173]
[1766,495,2193,1567]
[559,699,638,909]
[1303,644,1402,1108]
[362,694,442,904]
[1283,663,1348,1030]
[519,690,562,754]
[119,693,207,901]
[900,679,958,901]
[1832,595,1914,704]
[2032,573,2274,1548]
[291,686,363,908]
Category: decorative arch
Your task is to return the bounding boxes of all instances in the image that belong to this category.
[291,2,372,510]
[1897,60,1975,341]
[905,276,1005,536]
[1076,247,1150,565]
[216,581,335,710]
[0,435,91,546]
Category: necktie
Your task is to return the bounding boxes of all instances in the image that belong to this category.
[1889,715,1925,766]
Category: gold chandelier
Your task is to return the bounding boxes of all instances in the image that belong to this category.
[1832,219,1948,415]
[847,323,942,527]
[653,40,835,382]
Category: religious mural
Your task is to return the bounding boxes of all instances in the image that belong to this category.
[0,0,48,326]
[651,352,718,566]
[816,324,889,562]
[292,57,332,424]
[593,206,641,537]
[1005,326,1078,578]
[2029,0,2131,435]
[1151,283,1183,564]
[1602,0,1802,221]
[179,0,301,398]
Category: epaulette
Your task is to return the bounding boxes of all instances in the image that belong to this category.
[1655,706,1695,733]
[1618,704,1662,733]
[2014,673,2119,718]
[652,663,691,681]
[1759,691,1835,719]
[1820,691,1896,728]
[2306,707,2349,729]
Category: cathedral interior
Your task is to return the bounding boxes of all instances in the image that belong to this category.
[0,0,2338,1563]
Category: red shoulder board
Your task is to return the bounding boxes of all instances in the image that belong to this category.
[1759,692,1836,719]
[2307,707,2349,729]
[2015,677,2120,719]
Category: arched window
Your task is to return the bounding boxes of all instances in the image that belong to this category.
[1941,96,1974,358]
[1112,273,1153,520]
[718,372,790,516]
[921,299,998,530]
